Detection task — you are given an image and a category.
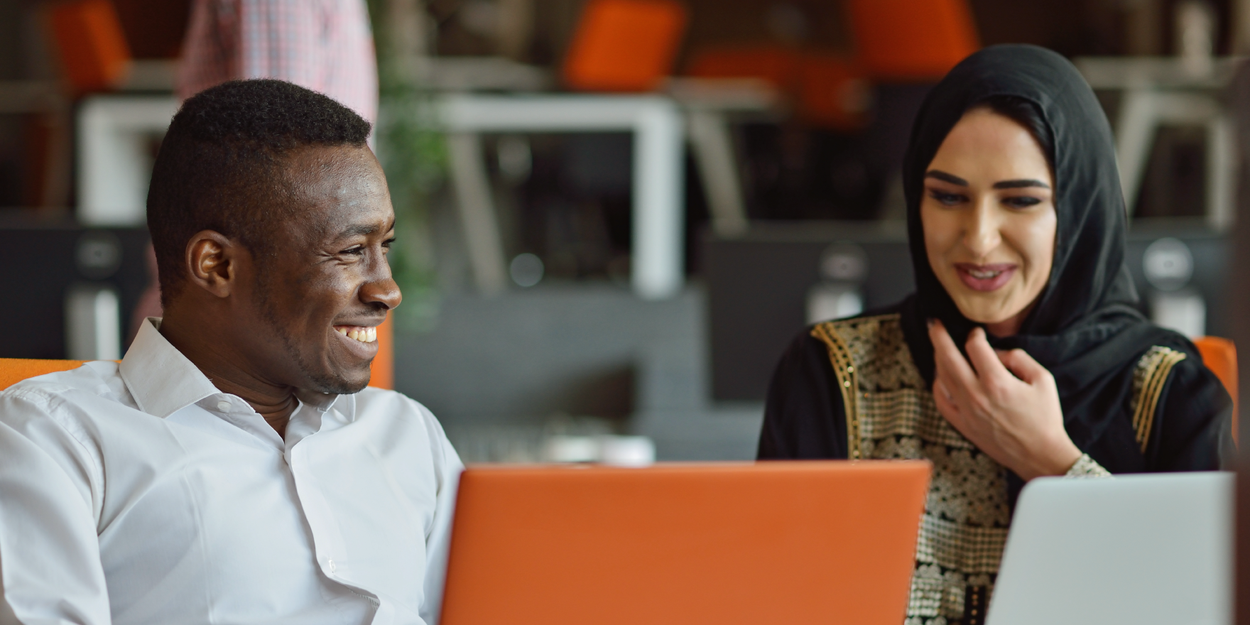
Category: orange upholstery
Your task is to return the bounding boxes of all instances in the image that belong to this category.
[845,0,979,80]
[0,359,89,391]
[369,316,394,390]
[796,53,870,130]
[1194,336,1237,444]
[47,0,131,93]
[0,318,392,393]
[686,45,802,91]
[686,46,869,130]
[562,0,688,92]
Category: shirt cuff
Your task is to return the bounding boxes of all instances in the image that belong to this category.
[1064,453,1112,478]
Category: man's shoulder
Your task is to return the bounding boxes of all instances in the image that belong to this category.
[351,387,446,432]
[352,386,429,414]
[2,361,129,410]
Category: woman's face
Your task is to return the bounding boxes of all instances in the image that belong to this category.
[921,107,1057,337]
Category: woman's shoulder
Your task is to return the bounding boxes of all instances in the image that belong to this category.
[805,302,907,346]
[801,302,925,392]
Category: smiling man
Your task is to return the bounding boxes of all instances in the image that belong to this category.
[0,80,462,624]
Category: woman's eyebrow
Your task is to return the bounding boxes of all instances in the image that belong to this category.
[925,170,968,186]
[992,179,1051,189]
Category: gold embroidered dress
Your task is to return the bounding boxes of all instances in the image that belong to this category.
[791,313,1191,624]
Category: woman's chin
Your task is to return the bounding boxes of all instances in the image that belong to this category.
[952,302,1031,337]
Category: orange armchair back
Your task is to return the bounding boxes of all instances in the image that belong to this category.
[1194,336,1237,444]
[0,319,393,393]
[0,359,89,391]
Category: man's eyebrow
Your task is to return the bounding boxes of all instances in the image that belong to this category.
[332,219,396,241]
[925,170,968,186]
[992,179,1051,190]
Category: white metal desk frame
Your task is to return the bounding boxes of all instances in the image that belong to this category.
[1076,57,1238,231]
[77,95,180,226]
[440,94,688,300]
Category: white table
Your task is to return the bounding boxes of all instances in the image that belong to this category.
[1076,57,1239,230]
[440,94,686,300]
[77,95,180,226]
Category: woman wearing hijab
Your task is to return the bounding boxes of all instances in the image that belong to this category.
[757,44,1230,624]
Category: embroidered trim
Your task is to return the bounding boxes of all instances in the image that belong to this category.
[811,322,862,459]
[1130,346,1186,453]
[1063,453,1112,478]
[814,314,1011,624]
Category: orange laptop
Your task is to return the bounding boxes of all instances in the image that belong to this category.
[440,461,930,625]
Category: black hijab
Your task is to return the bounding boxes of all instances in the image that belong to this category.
[898,44,1195,456]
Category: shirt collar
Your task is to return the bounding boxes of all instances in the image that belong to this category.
[120,318,221,418]
[120,318,348,419]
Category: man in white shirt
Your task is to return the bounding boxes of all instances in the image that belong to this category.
[0,79,463,625]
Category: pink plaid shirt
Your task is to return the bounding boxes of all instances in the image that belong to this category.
[178,0,378,126]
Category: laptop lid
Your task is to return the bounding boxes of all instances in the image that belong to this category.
[986,472,1233,625]
[440,461,931,625]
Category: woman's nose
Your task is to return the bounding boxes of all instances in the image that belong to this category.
[963,200,1002,258]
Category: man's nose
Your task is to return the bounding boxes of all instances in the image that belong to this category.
[963,199,1002,258]
[361,263,402,310]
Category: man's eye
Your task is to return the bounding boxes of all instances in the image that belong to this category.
[342,246,366,256]
[929,190,964,206]
[1003,196,1042,209]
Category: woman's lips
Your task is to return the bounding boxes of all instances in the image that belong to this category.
[954,263,1016,292]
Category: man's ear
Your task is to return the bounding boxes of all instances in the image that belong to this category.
[184,230,238,298]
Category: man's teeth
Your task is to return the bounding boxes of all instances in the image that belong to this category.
[335,327,377,343]
[968,268,1002,279]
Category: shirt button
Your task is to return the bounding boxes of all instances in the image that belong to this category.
[216,400,231,412]
[327,559,337,573]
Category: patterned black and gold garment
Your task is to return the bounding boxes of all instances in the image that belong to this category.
[759,311,1226,625]
[757,43,1230,625]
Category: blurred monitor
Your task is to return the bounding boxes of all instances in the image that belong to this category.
[0,213,150,359]
[704,218,1228,402]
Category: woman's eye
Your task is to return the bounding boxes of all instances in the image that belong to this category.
[1003,196,1042,209]
[929,190,965,206]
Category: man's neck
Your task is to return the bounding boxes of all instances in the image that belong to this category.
[157,314,298,438]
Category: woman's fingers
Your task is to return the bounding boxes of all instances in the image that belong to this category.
[996,347,1049,385]
[928,319,977,389]
[933,377,961,422]
[963,327,1013,386]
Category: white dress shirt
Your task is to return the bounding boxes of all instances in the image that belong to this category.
[0,319,463,625]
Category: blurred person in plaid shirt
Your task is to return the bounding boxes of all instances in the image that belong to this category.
[177,0,378,127]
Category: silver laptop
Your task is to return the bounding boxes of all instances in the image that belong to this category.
[987,472,1232,625]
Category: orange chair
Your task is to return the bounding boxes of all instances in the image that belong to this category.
[562,0,688,92]
[1194,336,1238,444]
[47,0,132,94]
[0,359,88,391]
[845,0,979,81]
[686,46,869,130]
[1,318,396,393]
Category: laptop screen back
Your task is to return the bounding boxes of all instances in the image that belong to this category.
[987,472,1233,625]
[440,461,931,625]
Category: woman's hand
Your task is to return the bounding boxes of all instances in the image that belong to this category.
[928,319,1082,480]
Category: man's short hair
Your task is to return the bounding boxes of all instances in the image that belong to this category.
[147,79,372,304]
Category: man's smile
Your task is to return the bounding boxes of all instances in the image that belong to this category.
[333,325,378,344]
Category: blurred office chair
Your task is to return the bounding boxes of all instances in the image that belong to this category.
[0,359,89,391]
[1194,336,1237,444]
[562,0,688,92]
[47,0,132,94]
[686,46,868,131]
[0,327,394,392]
[844,0,979,81]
